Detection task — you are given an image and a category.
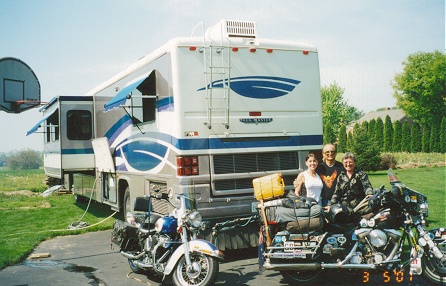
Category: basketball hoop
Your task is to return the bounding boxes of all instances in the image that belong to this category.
[16,100,47,106]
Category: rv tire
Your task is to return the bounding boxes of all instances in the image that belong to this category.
[123,188,131,215]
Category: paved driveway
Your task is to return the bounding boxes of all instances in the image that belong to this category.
[0,230,426,285]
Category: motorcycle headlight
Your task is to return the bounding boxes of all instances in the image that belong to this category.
[187,211,203,228]
[419,202,428,217]
[126,212,134,224]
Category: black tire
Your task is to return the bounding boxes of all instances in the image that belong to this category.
[280,269,321,285]
[123,188,131,216]
[172,253,219,286]
[422,252,446,285]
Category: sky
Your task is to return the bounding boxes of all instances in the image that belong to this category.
[0,0,444,152]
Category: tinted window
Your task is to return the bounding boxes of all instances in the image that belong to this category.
[67,110,92,140]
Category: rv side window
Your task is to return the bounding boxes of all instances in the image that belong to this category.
[67,110,92,140]
[46,110,59,142]
[131,71,156,124]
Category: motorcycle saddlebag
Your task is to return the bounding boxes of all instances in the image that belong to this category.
[111,219,138,251]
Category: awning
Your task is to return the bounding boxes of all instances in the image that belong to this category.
[26,110,56,136]
[103,72,151,112]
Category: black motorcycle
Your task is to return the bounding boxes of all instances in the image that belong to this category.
[253,169,445,285]
[111,188,224,286]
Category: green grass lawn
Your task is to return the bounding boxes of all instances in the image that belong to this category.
[0,166,444,270]
[367,167,445,228]
[0,185,119,269]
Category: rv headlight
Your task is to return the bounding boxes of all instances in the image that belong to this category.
[187,211,203,228]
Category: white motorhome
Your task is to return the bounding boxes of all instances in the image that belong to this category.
[28,20,323,249]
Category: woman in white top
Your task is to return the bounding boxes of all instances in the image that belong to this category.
[293,153,323,204]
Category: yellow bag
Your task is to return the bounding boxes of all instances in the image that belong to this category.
[253,173,285,201]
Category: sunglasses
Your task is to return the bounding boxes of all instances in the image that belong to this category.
[324,151,336,154]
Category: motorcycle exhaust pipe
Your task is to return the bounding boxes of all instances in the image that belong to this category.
[134,260,152,269]
[264,261,378,271]
[322,263,376,270]
[263,262,321,271]
[120,251,145,260]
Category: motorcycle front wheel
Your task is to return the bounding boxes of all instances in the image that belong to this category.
[280,269,321,285]
[422,253,446,285]
[172,253,219,286]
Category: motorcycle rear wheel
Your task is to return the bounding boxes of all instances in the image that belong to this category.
[172,253,219,286]
[280,269,321,285]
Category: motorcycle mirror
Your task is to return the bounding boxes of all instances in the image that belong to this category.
[151,185,161,193]
[167,188,174,199]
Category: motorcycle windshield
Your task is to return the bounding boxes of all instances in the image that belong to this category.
[183,196,197,211]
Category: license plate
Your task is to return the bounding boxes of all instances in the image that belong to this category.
[284,241,294,251]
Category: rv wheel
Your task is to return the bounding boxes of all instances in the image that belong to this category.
[123,188,131,215]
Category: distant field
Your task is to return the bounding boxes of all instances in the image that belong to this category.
[0,168,47,193]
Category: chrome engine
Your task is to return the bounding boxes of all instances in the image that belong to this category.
[351,228,402,265]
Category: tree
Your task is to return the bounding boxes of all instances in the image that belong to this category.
[410,122,422,153]
[350,126,381,171]
[392,51,446,129]
[368,119,376,146]
[338,124,347,152]
[347,131,353,151]
[323,122,334,144]
[422,126,431,153]
[321,82,363,143]
[361,121,369,133]
[441,117,446,153]
[0,152,7,167]
[383,115,393,152]
[6,149,42,170]
[374,117,384,151]
[401,121,411,152]
[430,123,441,153]
[392,120,402,152]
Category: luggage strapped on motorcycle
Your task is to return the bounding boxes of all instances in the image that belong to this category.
[253,173,323,246]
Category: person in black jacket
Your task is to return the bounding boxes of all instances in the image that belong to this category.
[328,152,374,214]
[316,143,345,207]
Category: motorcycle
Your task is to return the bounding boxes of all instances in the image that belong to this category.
[253,169,445,285]
[111,187,224,286]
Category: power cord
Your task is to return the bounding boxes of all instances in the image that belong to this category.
[68,176,100,230]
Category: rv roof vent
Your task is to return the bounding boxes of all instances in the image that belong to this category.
[206,19,257,40]
[225,20,257,38]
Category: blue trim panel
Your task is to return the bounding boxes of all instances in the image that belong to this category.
[61,148,94,155]
[105,115,133,145]
[157,96,174,111]
[198,76,301,99]
[112,132,322,151]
